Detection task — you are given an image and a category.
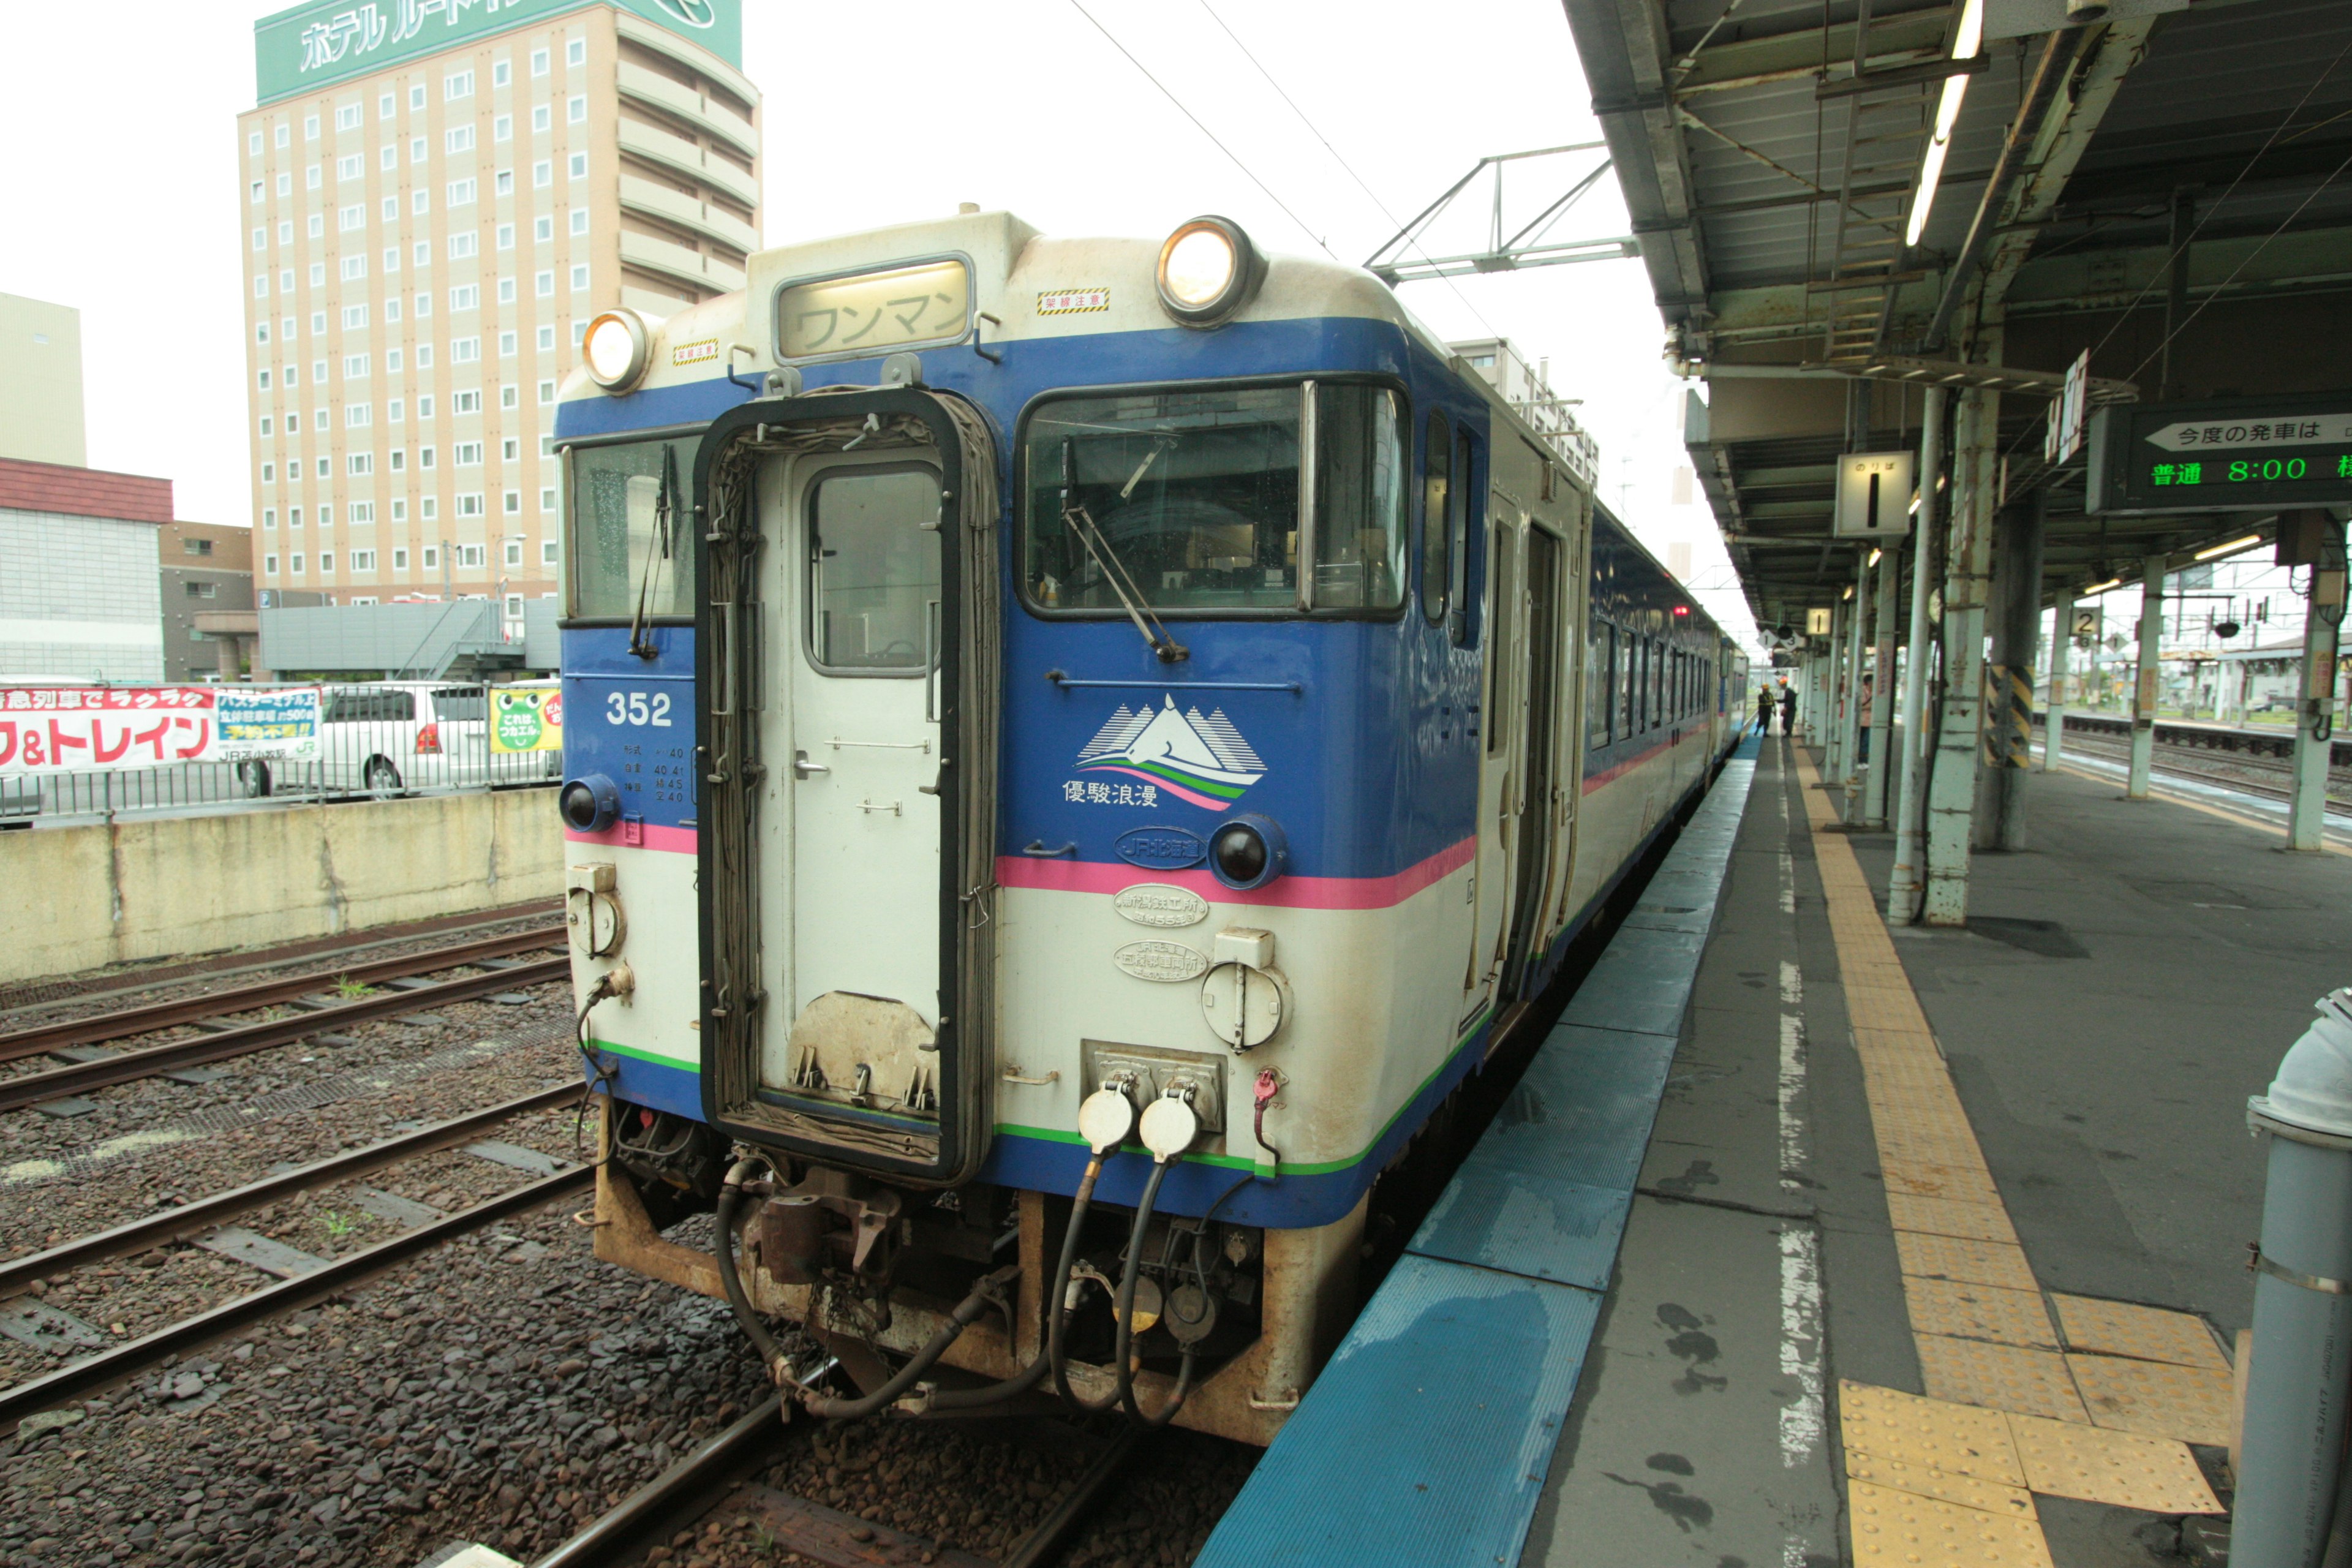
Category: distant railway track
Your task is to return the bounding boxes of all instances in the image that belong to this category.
[0,899,562,1016]
[0,924,566,1065]
[0,946,569,1112]
[2059,728,2352,810]
[0,1087,590,1434]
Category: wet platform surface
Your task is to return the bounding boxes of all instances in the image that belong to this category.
[1208,731,2345,1567]
[1532,736,2349,1567]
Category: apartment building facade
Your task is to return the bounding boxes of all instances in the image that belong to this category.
[239,0,759,630]
[159,523,259,681]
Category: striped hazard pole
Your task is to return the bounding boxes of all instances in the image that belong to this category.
[1978,665,2034,769]
[2005,665,2034,769]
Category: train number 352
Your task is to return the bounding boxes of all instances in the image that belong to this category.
[605,690,674,727]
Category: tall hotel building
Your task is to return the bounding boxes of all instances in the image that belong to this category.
[239,0,759,628]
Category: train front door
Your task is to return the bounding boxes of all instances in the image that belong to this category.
[766,454,946,1136]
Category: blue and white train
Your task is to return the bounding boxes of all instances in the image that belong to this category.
[552,210,1744,1444]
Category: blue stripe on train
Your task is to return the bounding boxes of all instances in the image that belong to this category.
[559,317,1724,882]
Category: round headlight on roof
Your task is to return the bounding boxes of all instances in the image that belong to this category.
[1155,216,1265,329]
[582,308,650,393]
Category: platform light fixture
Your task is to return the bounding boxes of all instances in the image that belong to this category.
[2084,576,2123,594]
[2195,533,2266,562]
[1905,0,1986,248]
[1868,548,1882,567]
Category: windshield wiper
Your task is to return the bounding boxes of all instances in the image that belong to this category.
[626,443,679,660]
[1061,437,1186,663]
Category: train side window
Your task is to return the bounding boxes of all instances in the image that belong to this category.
[1485,527,1513,758]
[1420,412,1450,626]
[1587,622,1613,747]
[1450,429,1476,647]
[1618,630,1636,737]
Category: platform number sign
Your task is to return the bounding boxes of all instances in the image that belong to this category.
[2070,606,2102,642]
[1833,451,1915,539]
[2087,396,2352,515]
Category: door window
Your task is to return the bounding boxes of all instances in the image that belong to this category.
[806,466,941,675]
[1421,411,1451,625]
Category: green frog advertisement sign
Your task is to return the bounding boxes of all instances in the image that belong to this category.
[255,0,739,104]
[490,687,564,754]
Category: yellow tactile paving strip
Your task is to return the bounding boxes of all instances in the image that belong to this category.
[2068,1355,2236,1446]
[1849,1479,2056,1567]
[1789,756,2230,1550]
[2052,1294,2233,1370]
[1839,1379,2222,1518]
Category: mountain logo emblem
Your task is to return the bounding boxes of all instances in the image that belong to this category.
[1075,695,1267,809]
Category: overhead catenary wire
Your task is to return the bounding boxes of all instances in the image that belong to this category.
[2081,32,2352,370]
[1193,1,1505,342]
[2124,140,2352,388]
[1066,0,1338,260]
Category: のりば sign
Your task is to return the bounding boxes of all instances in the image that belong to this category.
[0,688,324,776]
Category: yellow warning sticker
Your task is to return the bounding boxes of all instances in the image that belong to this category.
[671,337,720,366]
[1038,287,1110,315]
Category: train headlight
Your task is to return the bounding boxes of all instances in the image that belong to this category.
[1208,814,1288,891]
[582,309,650,394]
[560,772,622,834]
[1155,216,1265,329]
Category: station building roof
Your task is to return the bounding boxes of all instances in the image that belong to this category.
[1558,0,2352,633]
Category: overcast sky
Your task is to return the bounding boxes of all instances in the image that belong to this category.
[0,0,1759,646]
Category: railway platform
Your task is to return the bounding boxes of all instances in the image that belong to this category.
[1207,729,2343,1567]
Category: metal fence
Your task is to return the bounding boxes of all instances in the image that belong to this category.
[1,680,562,827]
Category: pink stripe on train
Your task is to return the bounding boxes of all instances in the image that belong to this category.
[564,823,698,855]
[996,835,1476,911]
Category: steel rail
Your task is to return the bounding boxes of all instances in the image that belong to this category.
[0,926,565,1064]
[0,1164,591,1434]
[0,1080,584,1297]
[0,955,571,1113]
[534,1405,1146,1568]
[0,899,562,1019]
[532,1396,789,1568]
[997,1426,1150,1568]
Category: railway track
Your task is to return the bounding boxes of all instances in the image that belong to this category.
[0,899,562,1016]
[2059,731,2352,809]
[0,939,568,1112]
[0,1082,589,1435]
[530,1401,1149,1568]
[0,924,565,1064]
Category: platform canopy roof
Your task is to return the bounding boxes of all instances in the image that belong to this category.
[1558,0,2352,635]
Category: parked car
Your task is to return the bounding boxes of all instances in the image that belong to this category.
[306,682,557,796]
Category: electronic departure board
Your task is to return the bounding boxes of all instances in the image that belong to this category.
[2087,396,2352,515]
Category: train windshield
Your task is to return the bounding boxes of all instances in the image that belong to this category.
[1022,382,1405,614]
[566,436,699,619]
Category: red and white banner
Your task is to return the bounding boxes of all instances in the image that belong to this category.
[0,687,324,775]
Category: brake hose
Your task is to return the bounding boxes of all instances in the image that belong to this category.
[1050,1084,1140,1416]
[713,1156,799,1390]
[1113,1093,1203,1428]
[1111,1157,1199,1428]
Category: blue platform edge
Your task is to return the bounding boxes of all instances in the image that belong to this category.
[1196,757,1756,1568]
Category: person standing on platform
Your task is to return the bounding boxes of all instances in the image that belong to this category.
[1756,684,1776,735]
[1779,681,1798,737]
[1856,674,1874,763]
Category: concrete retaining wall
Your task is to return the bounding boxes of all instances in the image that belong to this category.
[5,788,565,982]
